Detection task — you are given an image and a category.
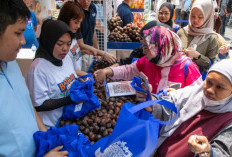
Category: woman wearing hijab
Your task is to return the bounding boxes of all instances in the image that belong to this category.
[152,59,232,157]
[118,20,171,66]
[156,2,180,33]
[58,1,116,71]
[177,0,219,74]
[94,25,202,98]
[26,19,82,128]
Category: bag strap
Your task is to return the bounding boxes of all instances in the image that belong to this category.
[129,99,178,125]
[184,60,191,80]
[131,76,151,101]
[131,58,139,63]
[156,88,168,97]
[130,76,146,93]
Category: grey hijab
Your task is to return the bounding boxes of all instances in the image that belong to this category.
[183,0,216,46]
[156,59,232,149]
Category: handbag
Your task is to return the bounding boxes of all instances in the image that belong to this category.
[87,99,178,157]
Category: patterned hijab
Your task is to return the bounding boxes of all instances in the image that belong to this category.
[183,0,215,46]
[142,25,183,67]
[156,59,232,149]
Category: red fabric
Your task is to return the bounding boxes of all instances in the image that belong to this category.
[155,110,232,157]
[136,56,201,93]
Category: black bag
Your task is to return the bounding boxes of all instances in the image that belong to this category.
[227,0,232,13]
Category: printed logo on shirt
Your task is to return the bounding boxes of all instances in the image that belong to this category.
[70,43,82,61]
[92,13,96,17]
[57,73,75,97]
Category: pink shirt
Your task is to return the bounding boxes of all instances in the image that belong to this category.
[110,56,202,93]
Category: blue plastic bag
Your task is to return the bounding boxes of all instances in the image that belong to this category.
[131,57,139,63]
[131,76,151,101]
[33,125,91,157]
[63,74,101,120]
[200,59,212,80]
[87,99,178,157]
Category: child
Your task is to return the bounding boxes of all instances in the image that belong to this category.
[26,19,79,128]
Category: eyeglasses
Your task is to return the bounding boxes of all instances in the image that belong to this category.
[158,11,170,16]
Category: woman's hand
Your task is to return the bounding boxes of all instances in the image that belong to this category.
[219,44,229,55]
[185,47,201,59]
[94,68,113,82]
[102,52,117,64]
[167,88,176,95]
[136,91,147,102]
[76,70,88,77]
[188,135,211,155]
[44,146,68,157]
[135,82,152,102]
[135,83,154,112]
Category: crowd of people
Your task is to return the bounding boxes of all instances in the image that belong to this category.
[0,0,232,156]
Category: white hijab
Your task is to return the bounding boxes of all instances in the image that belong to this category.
[183,0,216,46]
[156,59,232,148]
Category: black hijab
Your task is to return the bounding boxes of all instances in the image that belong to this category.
[35,19,73,66]
[159,2,174,28]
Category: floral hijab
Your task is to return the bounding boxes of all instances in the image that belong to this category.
[142,25,183,67]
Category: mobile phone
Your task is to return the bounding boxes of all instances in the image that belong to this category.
[139,72,152,110]
[169,83,181,90]
[139,72,149,92]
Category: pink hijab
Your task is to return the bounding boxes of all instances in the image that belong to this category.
[143,25,183,67]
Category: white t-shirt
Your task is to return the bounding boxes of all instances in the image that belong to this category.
[68,39,82,70]
[26,55,77,128]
